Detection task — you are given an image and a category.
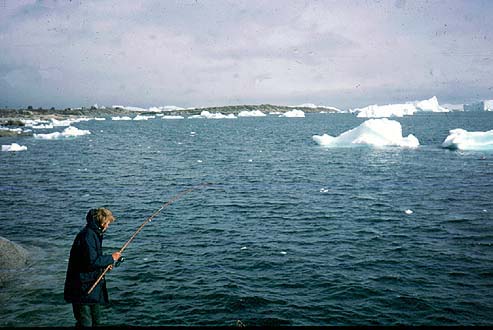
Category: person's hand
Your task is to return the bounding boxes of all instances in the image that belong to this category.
[112,251,122,261]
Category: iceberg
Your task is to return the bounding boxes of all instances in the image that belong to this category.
[238,110,267,117]
[312,118,419,148]
[133,114,155,121]
[415,96,449,112]
[280,109,305,118]
[2,143,27,152]
[33,126,91,140]
[441,128,493,150]
[111,116,132,121]
[354,96,448,118]
[292,103,342,112]
[199,111,236,119]
[355,103,417,118]
[162,115,184,120]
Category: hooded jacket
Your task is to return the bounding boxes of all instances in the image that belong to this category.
[64,209,115,304]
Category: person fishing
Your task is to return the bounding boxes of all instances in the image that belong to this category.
[64,208,122,327]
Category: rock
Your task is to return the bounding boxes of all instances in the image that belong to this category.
[0,236,29,269]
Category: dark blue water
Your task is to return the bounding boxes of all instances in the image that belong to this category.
[1,112,492,326]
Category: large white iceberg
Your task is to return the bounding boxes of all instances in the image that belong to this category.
[2,143,27,152]
[441,129,493,150]
[312,118,419,148]
[33,126,91,140]
[280,109,305,118]
[238,110,267,117]
[354,96,449,118]
[355,103,417,118]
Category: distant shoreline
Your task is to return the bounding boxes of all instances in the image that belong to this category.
[0,104,338,121]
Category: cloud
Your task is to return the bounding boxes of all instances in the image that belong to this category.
[0,0,492,109]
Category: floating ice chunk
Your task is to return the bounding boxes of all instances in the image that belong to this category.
[187,115,204,119]
[405,209,413,215]
[31,123,54,129]
[280,251,287,255]
[133,114,155,120]
[320,188,329,193]
[197,160,203,163]
[313,118,420,148]
[94,117,106,121]
[280,109,305,117]
[34,126,91,140]
[415,96,449,112]
[238,110,267,117]
[200,111,236,119]
[240,246,247,250]
[162,115,184,120]
[111,116,132,121]
[355,103,417,118]
[441,128,493,151]
[354,96,448,118]
[2,143,27,152]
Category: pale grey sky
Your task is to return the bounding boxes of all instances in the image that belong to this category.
[1,0,492,109]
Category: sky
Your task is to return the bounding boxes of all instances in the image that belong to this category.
[0,0,492,110]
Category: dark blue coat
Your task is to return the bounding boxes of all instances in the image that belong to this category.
[64,211,115,304]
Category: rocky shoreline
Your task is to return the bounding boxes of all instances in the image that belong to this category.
[0,104,339,137]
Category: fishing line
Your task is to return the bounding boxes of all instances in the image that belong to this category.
[87,183,211,295]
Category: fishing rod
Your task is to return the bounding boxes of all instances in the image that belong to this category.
[87,183,210,295]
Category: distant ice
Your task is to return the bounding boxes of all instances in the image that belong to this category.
[405,209,413,215]
[292,103,342,112]
[111,116,132,121]
[162,115,184,120]
[313,118,419,148]
[280,109,305,118]
[198,111,236,119]
[33,126,91,140]
[31,123,54,129]
[441,128,493,150]
[238,110,267,117]
[112,105,147,112]
[353,96,449,118]
[355,103,417,118]
[2,143,27,152]
[133,114,155,121]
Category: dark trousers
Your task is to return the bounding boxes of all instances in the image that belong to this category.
[72,303,102,327]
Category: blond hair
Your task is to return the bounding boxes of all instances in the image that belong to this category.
[94,208,116,227]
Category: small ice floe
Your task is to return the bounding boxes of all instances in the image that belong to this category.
[483,209,488,213]
[240,246,247,250]
[320,187,329,193]
[34,126,91,139]
[313,118,419,148]
[111,116,132,121]
[441,128,493,151]
[197,160,203,163]
[2,143,27,152]
[200,111,236,119]
[133,114,155,121]
[162,115,184,120]
[405,209,413,215]
[248,159,253,162]
[31,123,54,129]
[238,110,266,117]
[279,109,305,118]
[280,251,287,255]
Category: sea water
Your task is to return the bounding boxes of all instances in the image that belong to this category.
[0,112,492,326]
